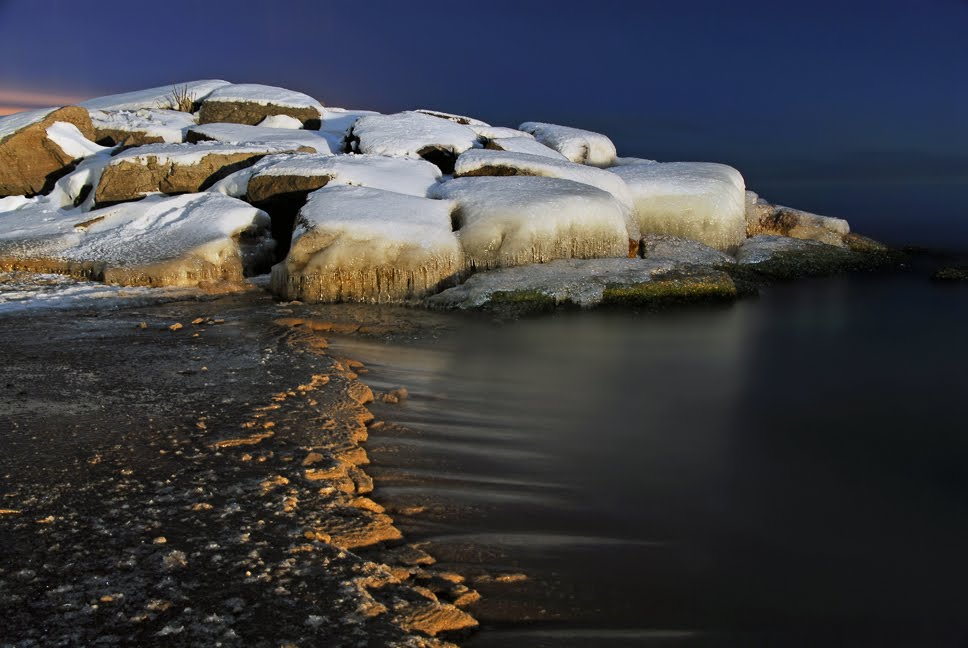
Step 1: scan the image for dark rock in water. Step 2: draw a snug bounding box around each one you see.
[0,106,96,197]
[745,191,850,247]
[932,266,968,281]
[735,235,901,280]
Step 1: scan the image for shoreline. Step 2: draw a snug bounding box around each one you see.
[0,289,478,646]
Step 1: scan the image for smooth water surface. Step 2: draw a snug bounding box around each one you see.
[333,273,968,647]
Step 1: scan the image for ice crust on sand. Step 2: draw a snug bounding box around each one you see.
[271,185,461,303]
[518,122,617,167]
[429,176,630,270]
[610,162,747,251]
[350,112,480,167]
[79,80,231,112]
[188,123,337,154]
[90,109,197,144]
[0,193,271,286]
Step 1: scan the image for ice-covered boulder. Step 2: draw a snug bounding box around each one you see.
[0,106,100,197]
[186,123,338,154]
[90,109,196,146]
[427,256,736,311]
[609,162,747,252]
[349,112,481,173]
[639,234,735,266]
[79,80,231,112]
[93,141,310,205]
[745,191,849,247]
[0,192,272,286]
[198,84,324,129]
[429,176,631,270]
[455,149,634,209]
[271,185,462,303]
[518,122,617,167]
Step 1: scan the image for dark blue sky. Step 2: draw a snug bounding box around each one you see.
[1,0,966,186]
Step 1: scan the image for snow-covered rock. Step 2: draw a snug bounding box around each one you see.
[198,84,324,129]
[271,185,462,303]
[427,256,736,311]
[320,108,380,137]
[429,176,631,270]
[349,112,481,173]
[90,109,197,146]
[216,154,441,203]
[639,234,735,266]
[484,136,567,159]
[414,109,489,127]
[79,80,231,112]
[0,192,272,286]
[609,162,747,251]
[518,122,617,167]
[745,191,849,247]
[94,141,309,205]
[186,123,338,154]
[0,106,99,197]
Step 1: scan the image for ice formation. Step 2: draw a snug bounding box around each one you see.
[272,185,461,303]
[187,123,338,154]
[89,109,197,144]
[79,80,231,112]
[350,112,480,172]
[518,122,617,167]
[430,176,630,270]
[0,193,271,285]
[609,162,747,251]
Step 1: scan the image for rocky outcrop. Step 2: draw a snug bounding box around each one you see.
[745,191,850,247]
[0,106,97,197]
[198,84,324,129]
[93,142,309,205]
[90,109,196,147]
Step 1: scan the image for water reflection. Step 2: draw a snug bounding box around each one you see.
[331,274,968,647]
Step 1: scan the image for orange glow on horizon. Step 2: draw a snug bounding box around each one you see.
[0,88,95,116]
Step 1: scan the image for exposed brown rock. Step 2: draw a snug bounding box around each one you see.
[198,101,322,129]
[93,128,165,147]
[0,106,96,197]
[246,173,332,204]
[745,191,849,247]
[94,149,295,206]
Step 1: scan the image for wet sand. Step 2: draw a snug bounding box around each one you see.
[0,289,478,647]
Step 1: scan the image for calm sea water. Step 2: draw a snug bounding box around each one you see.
[336,271,968,647]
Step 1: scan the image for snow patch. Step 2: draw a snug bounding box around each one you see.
[188,123,337,154]
[79,80,231,112]
[110,141,304,167]
[90,109,196,143]
[46,122,108,160]
[204,84,323,111]
[257,114,304,129]
[485,137,567,159]
[320,108,380,136]
[0,107,57,142]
